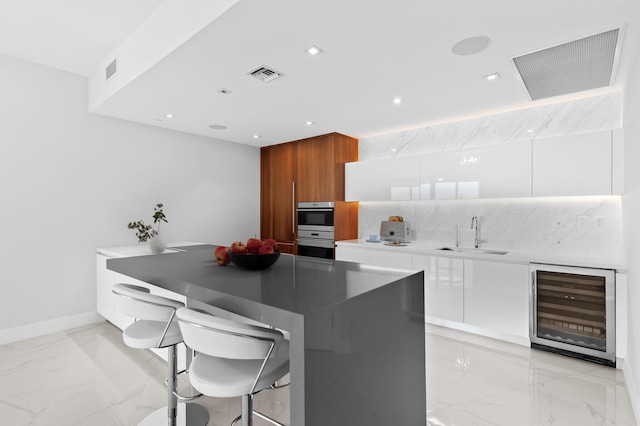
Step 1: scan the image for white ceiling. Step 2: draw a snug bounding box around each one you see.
[2,0,640,147]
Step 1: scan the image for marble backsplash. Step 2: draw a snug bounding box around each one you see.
[355,93,623,259]
[358,197,623,259]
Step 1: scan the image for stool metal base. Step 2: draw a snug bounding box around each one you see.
[139,402,209,426]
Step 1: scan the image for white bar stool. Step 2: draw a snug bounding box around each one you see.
[112,284,209,426]
[176,307,290,426]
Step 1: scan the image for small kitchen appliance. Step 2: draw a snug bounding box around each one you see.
[380,221,411,243]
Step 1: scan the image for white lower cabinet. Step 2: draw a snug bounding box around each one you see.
[413,254,463,323]
[336,245,414,269]
[335,246,371,264]
[369,249,413,269]
[463,259,530,339]
[340,244,532,343]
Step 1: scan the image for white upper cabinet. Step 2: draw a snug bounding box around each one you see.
[532,130,614,197]
[420,141,532,200]
[345,158,390,201]
[345,130,623,201]
[612,128,624,195]
[390,155,421,200]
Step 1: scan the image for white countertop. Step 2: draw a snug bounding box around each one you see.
[336,239,626,272]
[97,241,205,258]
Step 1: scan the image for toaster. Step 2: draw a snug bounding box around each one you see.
[380,221,411,242]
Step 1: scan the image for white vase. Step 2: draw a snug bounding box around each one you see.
[150,233,167,254]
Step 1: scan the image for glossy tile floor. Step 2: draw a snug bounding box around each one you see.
[0,321,636,425]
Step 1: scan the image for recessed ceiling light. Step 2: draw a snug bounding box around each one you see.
[392,97,402,104]
[305,121,315,125]
[217,89,232,95]
[305,45,324,55]
[452,36,491,56]
[527,129,534,133]
[164,113,175,118]
[209,124,227,130]
[484,73,501,81]
[253,134,261,139]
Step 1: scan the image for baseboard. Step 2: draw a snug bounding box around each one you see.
[624,360,640,424]
[425,316,530,347]
[0,311,104,345]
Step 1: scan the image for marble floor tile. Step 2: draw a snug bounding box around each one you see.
[0,321,636,425]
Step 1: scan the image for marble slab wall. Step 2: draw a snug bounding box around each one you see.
[357,93,623,258]
[360,93,621,160]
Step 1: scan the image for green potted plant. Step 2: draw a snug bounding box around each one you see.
[127,203,168,253]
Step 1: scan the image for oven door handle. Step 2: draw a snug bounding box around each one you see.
[297,238,335,249]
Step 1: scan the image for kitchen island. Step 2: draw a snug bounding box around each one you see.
[106,244,425,426]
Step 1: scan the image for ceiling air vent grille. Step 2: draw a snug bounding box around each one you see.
[105,58,118,81]
[512,28,622,101]
[248,65,283,83]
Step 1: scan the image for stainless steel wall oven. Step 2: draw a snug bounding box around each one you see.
[297,202,335,259]
[530,264,615,367]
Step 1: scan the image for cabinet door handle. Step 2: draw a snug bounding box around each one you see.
[292,181,296,235]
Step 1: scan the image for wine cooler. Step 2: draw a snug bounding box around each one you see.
[530,264,615,367]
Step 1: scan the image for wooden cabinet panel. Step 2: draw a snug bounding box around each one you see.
[297,135,334,202]
[260,142,296,249]
[261,133,358,256]
[296,133,358,202]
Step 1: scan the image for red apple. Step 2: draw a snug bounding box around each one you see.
[263,238,278,249]
[214,246,230,266]
[258,244,275,255]
[229,241,247,253]
[246,238,263,254]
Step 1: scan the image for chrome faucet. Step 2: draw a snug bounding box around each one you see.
[471,216,484,248]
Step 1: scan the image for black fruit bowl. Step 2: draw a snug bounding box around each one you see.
[228,250,281,270]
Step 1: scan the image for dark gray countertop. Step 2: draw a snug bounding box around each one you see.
[107,244,420,316]
[107,244,426,426]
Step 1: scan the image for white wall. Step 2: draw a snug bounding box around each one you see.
[0,53,260,336]
[622,37,640,421]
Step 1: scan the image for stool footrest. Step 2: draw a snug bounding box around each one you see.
[165,375,204,401]
[231,410,285,426]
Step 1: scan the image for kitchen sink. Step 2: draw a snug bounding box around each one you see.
[436,247,509,255]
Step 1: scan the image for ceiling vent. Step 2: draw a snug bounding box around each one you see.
[105,57,118,81]
[512,28,623,101]
[248,65,283,83]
